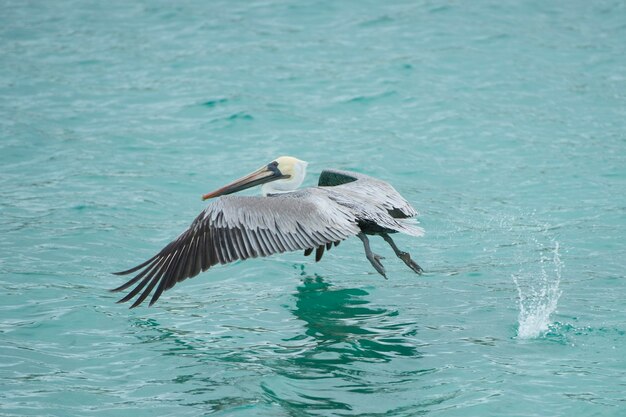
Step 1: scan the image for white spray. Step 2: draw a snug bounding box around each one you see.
[513,239,563,339]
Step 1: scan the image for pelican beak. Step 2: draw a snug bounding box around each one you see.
[202,163,287,200]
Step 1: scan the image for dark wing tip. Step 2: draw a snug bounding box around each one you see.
[318,169,358,187]
[130,297,145,309]
[315,245,325,262]
[111,224,216,307]
[110,284,126,293]
[112,254,159,276]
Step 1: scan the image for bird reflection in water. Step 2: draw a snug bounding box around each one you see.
[126,273,426,414]
[260,274,424,414]
[288,274,421,367]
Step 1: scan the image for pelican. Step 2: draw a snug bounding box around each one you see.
[112,156,424,308]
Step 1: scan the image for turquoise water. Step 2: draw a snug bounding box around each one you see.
[1,0,625,415]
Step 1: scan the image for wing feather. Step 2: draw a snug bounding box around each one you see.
[319,169,418,219]
[239,227,256,258]
[319,170,423,237]
[112,190,360,307]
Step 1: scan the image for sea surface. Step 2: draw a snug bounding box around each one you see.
[1,1,625,416]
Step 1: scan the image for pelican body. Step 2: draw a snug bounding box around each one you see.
[113,156,424,308]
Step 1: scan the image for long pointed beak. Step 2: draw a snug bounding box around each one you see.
[202,165,283,200]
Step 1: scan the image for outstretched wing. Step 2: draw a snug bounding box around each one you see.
[111,190,360,308]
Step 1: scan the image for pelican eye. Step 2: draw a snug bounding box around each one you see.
[267,161,283,176]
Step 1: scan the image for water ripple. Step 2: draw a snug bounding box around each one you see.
[2,0,625,415]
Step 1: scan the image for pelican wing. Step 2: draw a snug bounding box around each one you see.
[112,190,360,308]
[319,169,418,218]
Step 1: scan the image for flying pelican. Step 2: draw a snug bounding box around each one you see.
[112,156,424,308]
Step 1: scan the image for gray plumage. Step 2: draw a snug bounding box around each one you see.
[112,169,423,308]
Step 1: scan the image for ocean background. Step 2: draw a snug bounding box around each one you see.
[1,0,625,416]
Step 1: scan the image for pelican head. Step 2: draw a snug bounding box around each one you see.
[202,156,308,200]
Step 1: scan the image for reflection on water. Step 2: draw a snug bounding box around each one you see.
[261,274,427,415]
[127,274,428,415]
[290,274,421,364]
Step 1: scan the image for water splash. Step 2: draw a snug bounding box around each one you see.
[513,240,563,339]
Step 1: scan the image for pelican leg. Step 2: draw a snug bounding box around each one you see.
[357,233,387,279]
[382,233,423,275]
